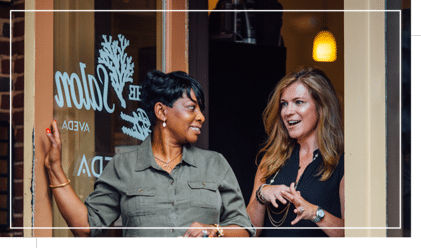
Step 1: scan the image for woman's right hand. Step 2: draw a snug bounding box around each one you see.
[44,120,63,172]
[44,120,91,237]
[261,184,292,208]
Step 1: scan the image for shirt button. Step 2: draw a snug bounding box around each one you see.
[139,189,143,193]
[172,202,175,206]
[171,182,174,185]
[202,182,205,186]
[171,229,174,232]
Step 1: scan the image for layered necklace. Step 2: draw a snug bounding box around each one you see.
[154,151,182,172]
[266,152,319,227]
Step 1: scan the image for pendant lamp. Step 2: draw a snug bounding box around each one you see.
[313,29,337,62]
[312,6,336,62]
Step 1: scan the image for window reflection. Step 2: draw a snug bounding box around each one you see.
[53,0,157,236]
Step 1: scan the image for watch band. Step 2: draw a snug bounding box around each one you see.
[312,206,325,223]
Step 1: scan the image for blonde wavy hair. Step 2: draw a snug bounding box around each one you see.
[258,67,344,182]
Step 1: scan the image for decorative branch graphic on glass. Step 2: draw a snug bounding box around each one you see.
[98,34,134,109]
[54,34,151,145]
[121,108,152,141]
[54,34,152,178]
[98,34,151,141]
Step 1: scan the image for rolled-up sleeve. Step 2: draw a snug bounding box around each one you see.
[217,154,256,237]
[84,158,121,237]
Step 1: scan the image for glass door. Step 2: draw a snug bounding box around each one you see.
[52,0,158,237]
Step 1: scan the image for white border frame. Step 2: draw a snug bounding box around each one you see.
[9,9,402,233]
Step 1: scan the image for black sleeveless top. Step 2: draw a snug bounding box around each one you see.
[261,145,344,237]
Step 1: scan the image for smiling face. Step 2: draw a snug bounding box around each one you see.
[280,81,319,143]
[165,89,205,144]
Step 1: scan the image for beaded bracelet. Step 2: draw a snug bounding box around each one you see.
[212,224,224,237]
[256,184,269,205]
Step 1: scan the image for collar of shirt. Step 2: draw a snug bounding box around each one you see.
[134,134,198,172]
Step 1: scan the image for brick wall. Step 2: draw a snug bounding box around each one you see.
[0,0,25,237]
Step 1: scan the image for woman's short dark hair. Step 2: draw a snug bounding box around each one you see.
[140,70,205,127]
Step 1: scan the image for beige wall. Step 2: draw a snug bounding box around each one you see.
[344,0,387,237]
[24,0,54,237]
[23,0,35,238]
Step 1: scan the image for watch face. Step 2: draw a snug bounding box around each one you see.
[317,209,325,218]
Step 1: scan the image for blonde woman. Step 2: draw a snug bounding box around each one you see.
[247,67,344,237]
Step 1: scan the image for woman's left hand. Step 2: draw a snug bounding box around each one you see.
[281,182,318,225]
[183,222,218,237]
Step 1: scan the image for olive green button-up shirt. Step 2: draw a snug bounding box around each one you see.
[84,135,255,237]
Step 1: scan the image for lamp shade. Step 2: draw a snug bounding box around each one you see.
[312,30,337,62]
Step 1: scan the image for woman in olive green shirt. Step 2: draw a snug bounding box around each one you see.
[45,70,255,237]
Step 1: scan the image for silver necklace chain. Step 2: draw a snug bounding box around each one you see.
[154,151,182,168]
[266,151,319,227]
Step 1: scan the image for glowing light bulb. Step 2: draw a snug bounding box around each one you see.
[313,30,337,62]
